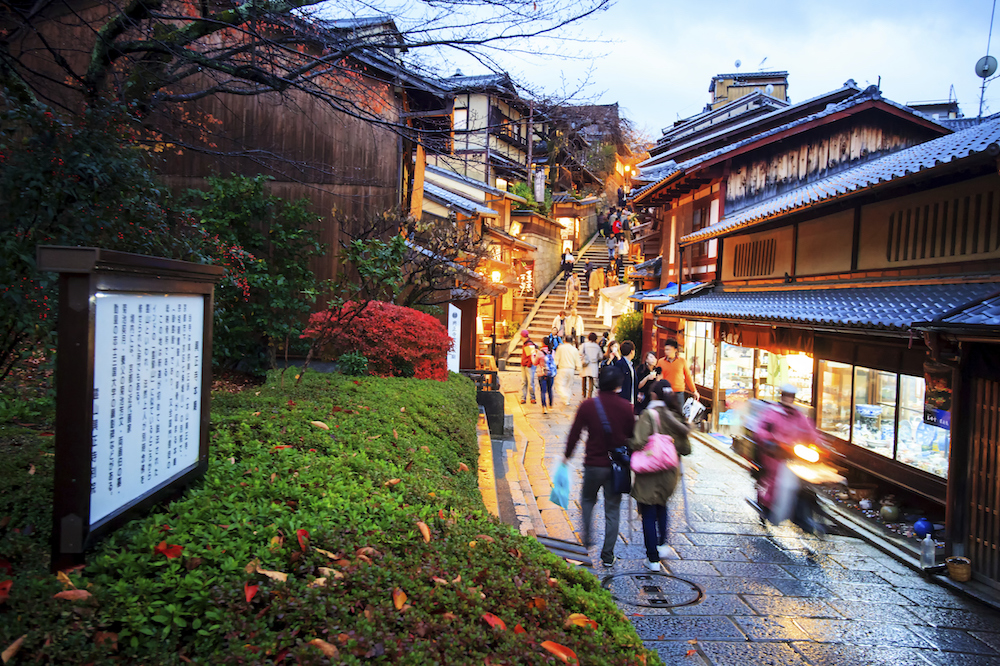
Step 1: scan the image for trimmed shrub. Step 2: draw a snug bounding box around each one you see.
[337,350,369,376]
[0,373,658,665]
[302,301,452,381]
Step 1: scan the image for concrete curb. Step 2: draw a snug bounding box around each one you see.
[476,413,499,518]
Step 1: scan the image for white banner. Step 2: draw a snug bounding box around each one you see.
[90,293,204,524]
[447,303,461,373]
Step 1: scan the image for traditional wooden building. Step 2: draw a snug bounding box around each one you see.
[655,116,1000,588]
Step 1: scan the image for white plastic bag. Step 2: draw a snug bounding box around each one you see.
[769,462,801,525]
[683,397,706,424]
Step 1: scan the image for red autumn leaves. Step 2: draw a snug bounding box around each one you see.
[154,541,183,559]
[480,610,590,665]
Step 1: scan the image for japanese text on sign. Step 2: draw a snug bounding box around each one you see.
[90,293,204,524]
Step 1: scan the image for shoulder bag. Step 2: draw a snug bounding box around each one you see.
[595,396,630,494]
[631,409,679,474]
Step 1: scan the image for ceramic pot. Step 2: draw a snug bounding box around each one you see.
[914,517,933,538]
[880,504,900,521]
[859,499,872,511]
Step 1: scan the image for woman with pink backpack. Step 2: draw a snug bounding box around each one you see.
[626,381,691,571]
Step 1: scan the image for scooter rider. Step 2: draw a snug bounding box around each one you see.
[754,384,818,521]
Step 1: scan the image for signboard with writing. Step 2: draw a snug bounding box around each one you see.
[923,360,952,429]
[446,303,461,374]
[38,246,223,569]
[90,294,204,524]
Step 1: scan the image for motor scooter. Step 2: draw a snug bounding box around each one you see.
[735,401,845,535]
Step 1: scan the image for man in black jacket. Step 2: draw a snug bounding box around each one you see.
[563,366,636,567]
[614,340,637,406]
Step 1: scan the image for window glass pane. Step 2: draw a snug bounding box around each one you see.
[818,360,852,440]
[758,352,813,405]
[852,367,897,458]
[682,322,715,388]
[896,375,950,478]
[720,343,753,390]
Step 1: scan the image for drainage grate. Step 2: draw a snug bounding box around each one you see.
[601,572,704,608]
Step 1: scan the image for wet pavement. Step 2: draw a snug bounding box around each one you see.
[493,369,1000,665]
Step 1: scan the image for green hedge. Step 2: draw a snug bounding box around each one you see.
[0,373,655,665]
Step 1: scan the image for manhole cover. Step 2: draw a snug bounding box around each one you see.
[601,572,704,608]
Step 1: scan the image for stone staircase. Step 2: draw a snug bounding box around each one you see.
[506,236,633,367]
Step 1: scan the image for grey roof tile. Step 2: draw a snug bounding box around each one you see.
[423,182,498,217]
[680,115,1000,243]
[655,282,1000,331]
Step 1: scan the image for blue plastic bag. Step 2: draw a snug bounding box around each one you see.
[550,463,570,509]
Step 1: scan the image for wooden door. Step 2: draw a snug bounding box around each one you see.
[969,376,1000,583]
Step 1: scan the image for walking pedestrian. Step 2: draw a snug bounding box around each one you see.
[627,381,691,571]
[563,365,636,567]
[564,271,581,311]
[606,234,616,263]
[614,340,637,405]
[552,310,567,337]
[579,332,602,398]
[588,265,605,304]
[635,351,660,414]
[603,339,621,368]
[544,326,562,353]
[520,332,537,404]
[535,345,556,414]
[566,307,585,345]
[554,337,581,407]
[655,338,700,402]
[616,236,628,276]
[605,267,620,287]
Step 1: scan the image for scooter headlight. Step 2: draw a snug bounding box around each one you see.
[793,444,820,463]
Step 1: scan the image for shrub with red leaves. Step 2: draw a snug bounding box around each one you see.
[301,301,452,381]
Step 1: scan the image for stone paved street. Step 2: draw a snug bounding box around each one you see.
[495,369,1000,666]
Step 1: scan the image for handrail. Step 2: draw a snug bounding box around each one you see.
[503,232,599,361]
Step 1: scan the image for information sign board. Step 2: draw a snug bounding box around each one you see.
[90,293,204,525]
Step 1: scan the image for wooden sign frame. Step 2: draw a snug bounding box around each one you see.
[37,246,224,569]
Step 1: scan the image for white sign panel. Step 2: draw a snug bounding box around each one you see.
[90,293,204,524]
[447,304,461,373]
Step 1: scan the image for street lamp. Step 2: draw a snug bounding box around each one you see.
[491,270,502,363]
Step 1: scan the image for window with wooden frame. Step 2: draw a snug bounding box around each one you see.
[690,202,711,259]
[732,237,777,277]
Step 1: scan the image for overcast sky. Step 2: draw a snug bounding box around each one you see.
[489,0,998,141]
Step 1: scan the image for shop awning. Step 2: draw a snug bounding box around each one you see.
[654,282,1000,332]
[423,182,499,218]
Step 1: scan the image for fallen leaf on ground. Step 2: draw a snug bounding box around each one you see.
[244,582,258,602]
[296,529,309,552]
[308,639,339,658]
[384,478,402,486]
[514,624,526,634]
[392,429,398,439]
[94,631,118,650]
[53,589,92,601]
[441,612,457,620]
[416,521,431,543]
[400,407,405,412]
[540,640,578,664]
[564,613,597,629]
[2,635,25,663]
[153,541,183,559]
[309,420,329,430]
[458,463,469,472]
[421,446,430,453]
[476,535,495,543]
[481,612,506,630]
[432,577,449,585]
[392,587,407,610]
[27,464,35,475]
[307,578,326,588]
[687,639,698,644]
[530,597,547,610]
[255,563,288,582]
[314,548,338,559]
[317,567,344,580]
[686,650,697,657]
[56,571,75,589]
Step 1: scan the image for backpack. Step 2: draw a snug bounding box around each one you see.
[545,353,557,378]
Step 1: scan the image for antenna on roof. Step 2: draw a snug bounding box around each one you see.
[758,57,768,70]
[979,0,999,122]
[765,83,774,96]
[734,59,741,71]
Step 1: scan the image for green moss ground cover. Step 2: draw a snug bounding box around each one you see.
[0,372,656,665]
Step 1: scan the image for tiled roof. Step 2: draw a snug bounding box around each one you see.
[424,165,527,203]
[627,255,662,279]
[634,86,949,207]
[630,280,703,303]
[681,115,1000,243]
[327,16,394,29]
[655,282,1000,331]
[551,192,600,204]
[422,182,498,217]
[439,73,513,93]
[915,291,1000,328]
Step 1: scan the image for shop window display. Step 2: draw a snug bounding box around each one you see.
[818,360,852,441]
[817,361,950,478]
[852,367,897,459]
[683,321,715,388]
[896,375,950,477]
[757,352,813,405]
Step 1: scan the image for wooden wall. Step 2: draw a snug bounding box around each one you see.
[726,116,938,214]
